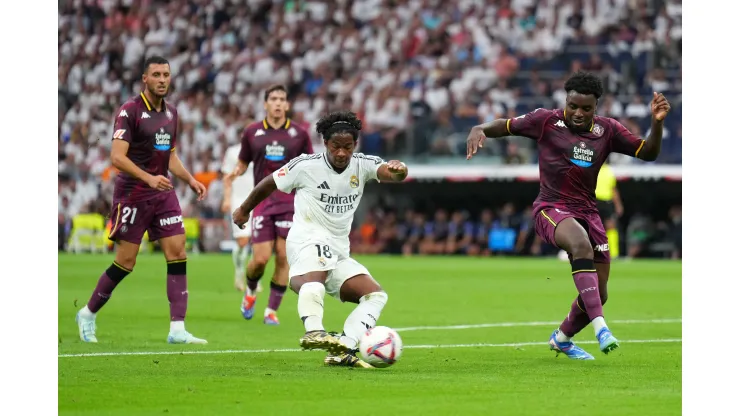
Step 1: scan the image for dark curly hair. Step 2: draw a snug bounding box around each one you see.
[564,71,603,99]
[315,111,363,141]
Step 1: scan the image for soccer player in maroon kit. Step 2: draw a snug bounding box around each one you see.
[226,85,313,325]
[75,56,209,344]
[466,71,671,360]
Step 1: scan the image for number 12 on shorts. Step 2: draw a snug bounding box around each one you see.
[315,244,332,258]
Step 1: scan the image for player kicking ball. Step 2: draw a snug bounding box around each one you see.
[76,56,208,344]
[466,71,671,360]
[233,111,408,368]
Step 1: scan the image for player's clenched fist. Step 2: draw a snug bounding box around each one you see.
[387,160,407,175]
[147,175,173,191]
[232,206,250,230]
[651,92,671,122]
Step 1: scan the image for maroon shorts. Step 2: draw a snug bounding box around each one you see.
[251,206,293,244]
[533,206,611,263]
[109,191,185,245]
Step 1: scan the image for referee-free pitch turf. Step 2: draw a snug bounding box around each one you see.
[58,254,681,416]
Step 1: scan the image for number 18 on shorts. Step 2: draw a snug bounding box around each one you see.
[286,239,370,300]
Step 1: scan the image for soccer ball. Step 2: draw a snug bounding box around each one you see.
[358,326,403,368]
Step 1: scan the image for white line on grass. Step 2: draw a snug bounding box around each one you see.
[395,318,682,332]
[58,338,681,358]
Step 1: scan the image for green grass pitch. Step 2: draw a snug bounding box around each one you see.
[58,254,681,416]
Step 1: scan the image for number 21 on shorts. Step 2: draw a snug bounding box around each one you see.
[121,206,138,224]
[315,244,332,258]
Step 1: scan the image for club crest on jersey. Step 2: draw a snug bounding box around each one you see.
[592,124,604,137]
[265,141,286,161]
[154,127,172,151]
[318,257,327,266]
[349,175,359,188]
[166,110,173,120]
[288,127,297,137]
[570,141,595,168]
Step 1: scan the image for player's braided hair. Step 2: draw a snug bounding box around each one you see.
[564,71,604,99]
[315,111,363,141]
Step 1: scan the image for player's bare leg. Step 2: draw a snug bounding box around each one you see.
[323,274,387,369]
[232,236,251,292]
[290,271,349,355]
[160,234,207,344]
[262,237,289,325]
[240,240,274,319]
[550,219,617,356]
[76,240,138,343]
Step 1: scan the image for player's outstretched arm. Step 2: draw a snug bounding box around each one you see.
[465,119,510,160]
[637,92,672,161]
[111,139,172,191]
[232,176,277,229]
[169,152,206,200]
[377,160,409,182]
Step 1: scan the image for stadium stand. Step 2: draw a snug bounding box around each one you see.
[58,0,681,258]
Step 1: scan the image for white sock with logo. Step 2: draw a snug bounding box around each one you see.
[339,292,388,349]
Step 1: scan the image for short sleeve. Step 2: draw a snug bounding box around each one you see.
[238,127,253,163]
[356,153,385,183]
[610,120,646,157]
[272,155,309,193]
[112,103,136,143]
[506,108,551,140]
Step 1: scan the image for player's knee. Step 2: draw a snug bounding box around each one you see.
[570,239,594,260]
[237,238,250,248]
[251,252,271,267]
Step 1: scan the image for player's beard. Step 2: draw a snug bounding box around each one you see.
[149,83,169,99]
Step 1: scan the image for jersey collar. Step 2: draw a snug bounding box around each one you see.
[262,119,291,130]
[140,92,166,112]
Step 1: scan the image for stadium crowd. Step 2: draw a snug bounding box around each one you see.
[58,0,682,253]
[349,204,682,259]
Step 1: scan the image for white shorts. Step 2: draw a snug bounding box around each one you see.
[286,239,370,300]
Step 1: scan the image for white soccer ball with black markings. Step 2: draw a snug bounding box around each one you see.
[359,326,403,368]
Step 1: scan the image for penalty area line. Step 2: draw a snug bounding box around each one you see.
[58,338,681,358]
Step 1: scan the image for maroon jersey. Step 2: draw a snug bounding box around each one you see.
[507,108,644,214]
[238,119,313,215]
[112,92,178,202]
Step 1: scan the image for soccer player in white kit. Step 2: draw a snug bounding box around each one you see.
[221,144,261,293]
[232,111,409,368]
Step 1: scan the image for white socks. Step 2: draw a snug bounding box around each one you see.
[555,330,572,343]
[297,282,325,332]
[170,320,185,333]
[339,292,389,349]
[592,316,607,335]
[232,245,249,274]
[79,305,95,319]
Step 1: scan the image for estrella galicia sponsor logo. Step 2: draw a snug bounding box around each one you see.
[160,215,183,227]
[154,128,172,151]
[265,140,285,161]
[570,141,595,168]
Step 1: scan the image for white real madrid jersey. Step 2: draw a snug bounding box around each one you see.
[222,144,255,204]
[272,152,384,241]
